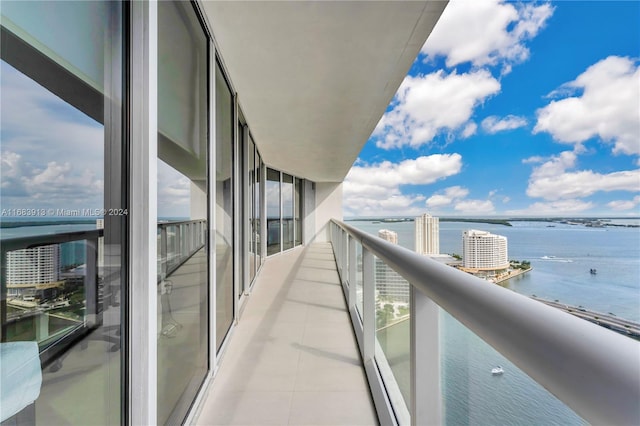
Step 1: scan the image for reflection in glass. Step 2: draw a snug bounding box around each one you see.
[295,178,303,246]
[374,255,411,412]
[255,149,262,267]
[248,137,256,284]
[0,1,123,423]
[356,244,363,317]
[157,1,208,423]
[215,61,234,352]
[266,168,281,255]
[282,174,294,250]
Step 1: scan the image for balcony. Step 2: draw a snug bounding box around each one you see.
[195,243,377,425]
[192,219,640,426]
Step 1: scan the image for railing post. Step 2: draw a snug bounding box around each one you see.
[362,247,375,361]
[410,286,441,426]
[348,236,356,309]
[161,226,168,278]
[85,236,99,328]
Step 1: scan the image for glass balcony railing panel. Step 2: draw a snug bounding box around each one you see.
[356,243,363,317]
[282,218,294,251]
[4,240,92,348]
[440,310,586,425]
[266,218,281,256]
[373,255,411,419]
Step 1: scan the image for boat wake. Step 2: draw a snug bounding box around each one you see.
[540,255,573,263]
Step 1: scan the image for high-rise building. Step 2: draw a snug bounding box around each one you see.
[415,213,440,255]
[462,229,508,270]
[375,229,408,302]
[6,245,61,299]
[378,229,398,244]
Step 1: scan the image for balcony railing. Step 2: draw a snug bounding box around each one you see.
[330,219,640,426]
[157,219,206,282]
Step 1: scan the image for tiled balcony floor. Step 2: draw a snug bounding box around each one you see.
[195,243,378,425]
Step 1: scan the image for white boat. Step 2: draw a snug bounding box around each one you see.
[491,366,504,375]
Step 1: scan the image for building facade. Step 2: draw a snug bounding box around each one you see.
[375,229,408,302]
[378,229,398,244]
[462,229,509,270]
[415,213,440,255]
[6,246,61,300]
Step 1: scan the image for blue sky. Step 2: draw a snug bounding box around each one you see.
[343,0,640,217]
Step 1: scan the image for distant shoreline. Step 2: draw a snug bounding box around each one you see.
[346,217,639,228]
[0,219,97,229]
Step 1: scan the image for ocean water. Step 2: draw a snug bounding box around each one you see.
[350,219,639,425]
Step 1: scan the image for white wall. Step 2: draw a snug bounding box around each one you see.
[303,180,316,245]
[312,182,343,242]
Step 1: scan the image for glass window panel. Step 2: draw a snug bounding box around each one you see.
[215,61,234,353]
[255,151,262,266]
[295,178,302,246]
[238,122,245,298]
[0,1,123,424]
[282,174,294,251]
[157,2,209,424]
[266,168,281,256]
[248,137,256,284]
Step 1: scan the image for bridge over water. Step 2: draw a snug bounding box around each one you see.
[531,296,640,339]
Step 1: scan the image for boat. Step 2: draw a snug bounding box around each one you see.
[590,268,597,275]
[491,366,504,375]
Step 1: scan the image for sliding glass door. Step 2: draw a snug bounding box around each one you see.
[0,1,125,424]
[157,2,209,423]
[215,60,234,352]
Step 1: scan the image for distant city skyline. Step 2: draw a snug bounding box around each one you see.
[343,1,640,218]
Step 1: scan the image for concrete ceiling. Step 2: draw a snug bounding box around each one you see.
[201,1,447,182]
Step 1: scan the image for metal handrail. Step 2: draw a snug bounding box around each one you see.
[157,219,205,229]
[157,220,206,281]
[332,219,640,426]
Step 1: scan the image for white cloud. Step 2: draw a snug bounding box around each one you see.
[607,196,640,211]
[454,199,496,214]
[426,185,469,208]
[373,70,500,149]
[1,151,103,207]
[157,159,191,217]
[481,115,527,134]
[507,199,595,215]
[422,0,553,71]
[522,155,545,164]
[343,154,463,216]
[345,154,463,191]
[534,56,640,155]
[426,186,497,215]
[461,122,478,138]
[525,151,640,201]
